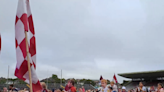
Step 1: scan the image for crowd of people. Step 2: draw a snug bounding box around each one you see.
[0,79,164,92]
[100,79,164,92]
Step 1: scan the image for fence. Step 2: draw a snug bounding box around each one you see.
[0,83,95,90]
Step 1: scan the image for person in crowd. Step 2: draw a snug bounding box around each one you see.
[110,81,118,92]
[41,82,48,92]
[23,88,29,92]
[9,84,18,92]
[82,86,85,92]
[118,89,122,92]
[52,89,55,92]
[108,86,113,92]
[96,89,99,92]
[2,87,8,92]
[100,79,108,92]
[65,80,71,91]
[55,89,61,92]
[68,80,76,92]
[136,82,146,92]
[122,86,126,92]
[79,88,83,92]
[157,83,164,92]
[150,86,155,92]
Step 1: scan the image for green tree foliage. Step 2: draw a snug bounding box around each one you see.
[84,79,96,86]
[8,78,18,84]
[52,74,58,79]
[107,80,110,84]
[0,78,6,84]
[18,79,26,84]
[79,79,86,83]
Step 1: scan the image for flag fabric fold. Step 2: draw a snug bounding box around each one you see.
[15,0,42,91]
[113,74,118,84]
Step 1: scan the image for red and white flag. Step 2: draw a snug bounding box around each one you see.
[113,74,118,83]
[15,0,42,91]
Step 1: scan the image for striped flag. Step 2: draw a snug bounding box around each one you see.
[113,74,118,83]
[15,0,42,91]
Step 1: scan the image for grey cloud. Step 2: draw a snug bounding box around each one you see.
[0,0,164,83]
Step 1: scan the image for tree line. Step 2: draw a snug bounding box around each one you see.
[0,74,111,86]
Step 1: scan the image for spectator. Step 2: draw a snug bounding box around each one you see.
[108,87,113,92]
[55,89,61,92]
[82,86,85,92]
[137,82,146,92]
[100,79,108,92]
[110,81,118,92]
[79,88,83,92]
[41,82,48,92]
[157,83,164,92]
[2,87,8,92]
[9,84,14,91]
[68,80,76,92]
[65,80,71,91]
[9,84,18,92]
[122,87,126,92]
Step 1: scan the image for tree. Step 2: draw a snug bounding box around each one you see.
[52,74,58,79]
[8,78,18,84]
[107,80,110,84]
[0,78,6,84]
[84,79,96,86]
[18,79,26,84]
[80,79,86,83]
[62,78,66,83]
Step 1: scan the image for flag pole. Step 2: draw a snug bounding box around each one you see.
[25,31,33,92]
[114,73,119,92]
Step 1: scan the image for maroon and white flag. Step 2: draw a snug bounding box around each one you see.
[113,74,118,83]
[100,75,103,80]
[15,0,42,91]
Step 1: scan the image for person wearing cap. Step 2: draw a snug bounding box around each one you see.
[122,86,126,92]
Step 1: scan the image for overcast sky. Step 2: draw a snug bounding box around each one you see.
[0,0,164,83]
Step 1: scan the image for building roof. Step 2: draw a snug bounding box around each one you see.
[118,70,164,79]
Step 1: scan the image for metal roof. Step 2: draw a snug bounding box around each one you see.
[118,70,164,79]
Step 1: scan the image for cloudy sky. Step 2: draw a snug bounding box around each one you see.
[0,0,164,83]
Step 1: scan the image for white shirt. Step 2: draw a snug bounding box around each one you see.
[108,84,118,92]
[138,87,146,92]
[100,86,109,92]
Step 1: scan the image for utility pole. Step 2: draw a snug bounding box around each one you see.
[61,69,62,85]
[7,65,9,84]
[47,70,49,89]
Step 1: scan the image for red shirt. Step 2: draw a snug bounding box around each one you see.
[70,86,76,92]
